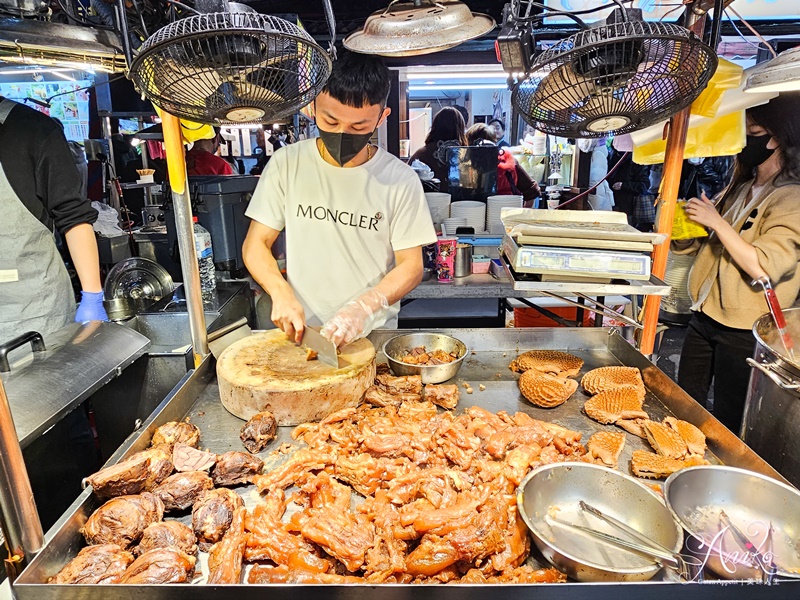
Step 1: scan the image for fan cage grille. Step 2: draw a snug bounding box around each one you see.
[129,13,332,125]
[513,20,718,138]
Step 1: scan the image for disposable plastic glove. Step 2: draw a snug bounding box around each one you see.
[75,291,108,323]
[321,289,389,347]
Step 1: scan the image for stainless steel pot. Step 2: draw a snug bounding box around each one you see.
[742,308,800,487]
[517,463,683,582]
[382,332,467,384]
[664,465,800,580]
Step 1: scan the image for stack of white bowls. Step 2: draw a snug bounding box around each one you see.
[424,192,451,227]
[441,217,467,236]
[486,195,523,234]
[449,201,486,233]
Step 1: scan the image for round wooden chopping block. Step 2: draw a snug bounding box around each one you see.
[217,329,376,425]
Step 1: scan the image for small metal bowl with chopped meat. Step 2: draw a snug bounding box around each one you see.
[382,332,468,384]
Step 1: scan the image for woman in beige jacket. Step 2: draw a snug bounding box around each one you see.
[677,92,800,435]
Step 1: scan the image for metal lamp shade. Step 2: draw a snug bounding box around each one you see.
[344,0,494,57]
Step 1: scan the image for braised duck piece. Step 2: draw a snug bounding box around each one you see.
[240,411,278,454]
[137,521,197,557]
[118,548,196,584]
[83,445,174,499]
[192,488,244,551]
[375,372,423,396]
[207,506,246,584]
[398,346,459,366]
[49,544,134,584]
[423,384,460,410]
[81,493,164,548]
[139,445,175,489]
[172,443,217,473]
[211,451,263,486]
[248,564,364,584]
[151,421,201,448]
[152,471,214,512]
[364,385,422,407]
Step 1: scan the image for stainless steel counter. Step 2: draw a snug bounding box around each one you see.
[407,271,670,299]
[14,328,794,599]
[407,273,519,299]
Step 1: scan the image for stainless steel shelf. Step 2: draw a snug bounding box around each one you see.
[502,255,671,297]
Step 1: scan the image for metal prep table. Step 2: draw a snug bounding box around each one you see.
[13,327,795,599]
[0,322,150,569]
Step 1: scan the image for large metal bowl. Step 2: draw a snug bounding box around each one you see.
[517,462,683,582]
[382,332,467,384]
[664,465,800,580]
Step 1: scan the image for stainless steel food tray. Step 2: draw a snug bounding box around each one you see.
[14,328,795,600]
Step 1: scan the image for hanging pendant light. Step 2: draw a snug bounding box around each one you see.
[744,47,800,94]
[344,0,494,57]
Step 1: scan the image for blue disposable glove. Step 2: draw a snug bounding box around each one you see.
[75,291,108,323]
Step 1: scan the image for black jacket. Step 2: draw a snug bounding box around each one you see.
[0,98,96,233]
[607,149,650,217]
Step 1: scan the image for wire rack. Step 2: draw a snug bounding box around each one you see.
[129,12,332,125]
[513,20,717,138]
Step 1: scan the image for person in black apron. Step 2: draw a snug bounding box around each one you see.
[0,98,106,344]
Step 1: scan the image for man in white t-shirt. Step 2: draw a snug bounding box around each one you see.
[243,50,437,347]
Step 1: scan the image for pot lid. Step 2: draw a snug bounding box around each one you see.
[104,257,174,303]
[344,0,495,57]
[0,322,149,449]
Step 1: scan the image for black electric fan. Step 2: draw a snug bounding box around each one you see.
[512,8,718,138]
[128,3,334,125]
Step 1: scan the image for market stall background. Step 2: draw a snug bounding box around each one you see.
[1,3,800,592]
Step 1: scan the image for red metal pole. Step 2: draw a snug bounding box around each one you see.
[639,12,708,355]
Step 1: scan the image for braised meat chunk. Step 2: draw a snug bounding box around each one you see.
[81,493,164,549]
[375,372,423,396]
[84,446,174,499]
[119,548,196,584]
[300,506,375,572]
[212,451,264,486]
[192,488,245,551]
[153,471,214,512]
[49,544,134,585]
[364,385,422,407]
[398,346,459,366]
[240,411,278,453]
[152,421,201,448]
[137,521,197,557]
[172,443,217,472]
[423,384,460,410]
[248,565,365,584]
[207,507,246,584]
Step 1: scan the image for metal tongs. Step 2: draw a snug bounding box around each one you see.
[719,510,778,585]
[752,275,796,362]
[547,501,704,581]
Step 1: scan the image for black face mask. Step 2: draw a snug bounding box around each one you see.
[317,128,374,166]
[739,134,775,172]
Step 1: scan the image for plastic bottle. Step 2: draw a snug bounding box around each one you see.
[193,216,216,298]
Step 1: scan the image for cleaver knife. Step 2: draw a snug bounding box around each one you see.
[301,326,339,368]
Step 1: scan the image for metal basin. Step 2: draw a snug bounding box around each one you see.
[517,462,683,582]
[127,312,218,350]
[664,465,800,580]
[382,332,467,384]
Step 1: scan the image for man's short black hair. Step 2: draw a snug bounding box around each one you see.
[488,118,505,131]
[321,48,391,108]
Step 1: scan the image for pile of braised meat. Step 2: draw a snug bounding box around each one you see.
[52,367,591,585]
[397,346,459,366]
